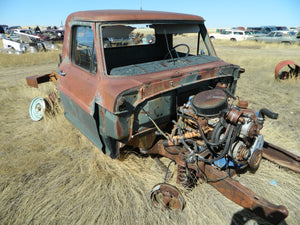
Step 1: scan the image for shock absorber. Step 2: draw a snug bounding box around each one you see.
[177,165,197,188]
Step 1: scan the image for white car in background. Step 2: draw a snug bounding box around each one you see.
[209,29,253,41]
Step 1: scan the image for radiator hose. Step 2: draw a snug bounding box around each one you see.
[259,108,279,120]
[257,108,278,125]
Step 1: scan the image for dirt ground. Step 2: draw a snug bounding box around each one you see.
[0,43,300,225]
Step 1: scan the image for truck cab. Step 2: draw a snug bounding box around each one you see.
[57,10,242,158]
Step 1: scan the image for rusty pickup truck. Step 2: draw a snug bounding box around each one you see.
[26,10,300,224]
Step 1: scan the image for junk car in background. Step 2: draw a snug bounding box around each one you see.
[249,30,300,45]
[209,29,253,41]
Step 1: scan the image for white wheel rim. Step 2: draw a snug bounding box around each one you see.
[29,97,46,121]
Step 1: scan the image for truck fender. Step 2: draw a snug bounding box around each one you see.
[94,103,120,158]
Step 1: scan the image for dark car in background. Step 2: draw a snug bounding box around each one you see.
[0,25,8,33]
[247,26,278,36]
[259,26,278,34]
[0,25,7,39]
[276,26,289,31]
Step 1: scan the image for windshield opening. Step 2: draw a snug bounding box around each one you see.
[101,22,215,76]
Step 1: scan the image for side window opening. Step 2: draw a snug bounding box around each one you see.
[72,26,97,73]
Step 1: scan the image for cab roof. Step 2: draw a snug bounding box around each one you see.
[67,10,204,23]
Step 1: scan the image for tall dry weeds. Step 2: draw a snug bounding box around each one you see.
[0,41,299,225]
[0,51,60,68]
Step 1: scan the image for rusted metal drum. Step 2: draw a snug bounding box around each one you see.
[275,60,299,80]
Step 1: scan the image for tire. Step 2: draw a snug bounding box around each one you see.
[281,41,291,46]
[7,47,14,54]
[230,38,237,42]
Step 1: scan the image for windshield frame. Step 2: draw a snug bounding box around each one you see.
[99,21,217,76]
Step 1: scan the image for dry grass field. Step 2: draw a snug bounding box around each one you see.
[0,40,299,225]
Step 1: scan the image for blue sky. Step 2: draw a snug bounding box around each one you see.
[1,0,299,28]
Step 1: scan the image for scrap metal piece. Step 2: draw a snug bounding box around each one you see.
[26,74,51,88]
[29,97,46,121]
[275,60,299,80]
[262,141,300,173]
[26,71,58,88]
[144,140,290,224]
[28,92,60,121]
[203,164,289,225]
[44,92,60,113]
[150,183,186,211]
